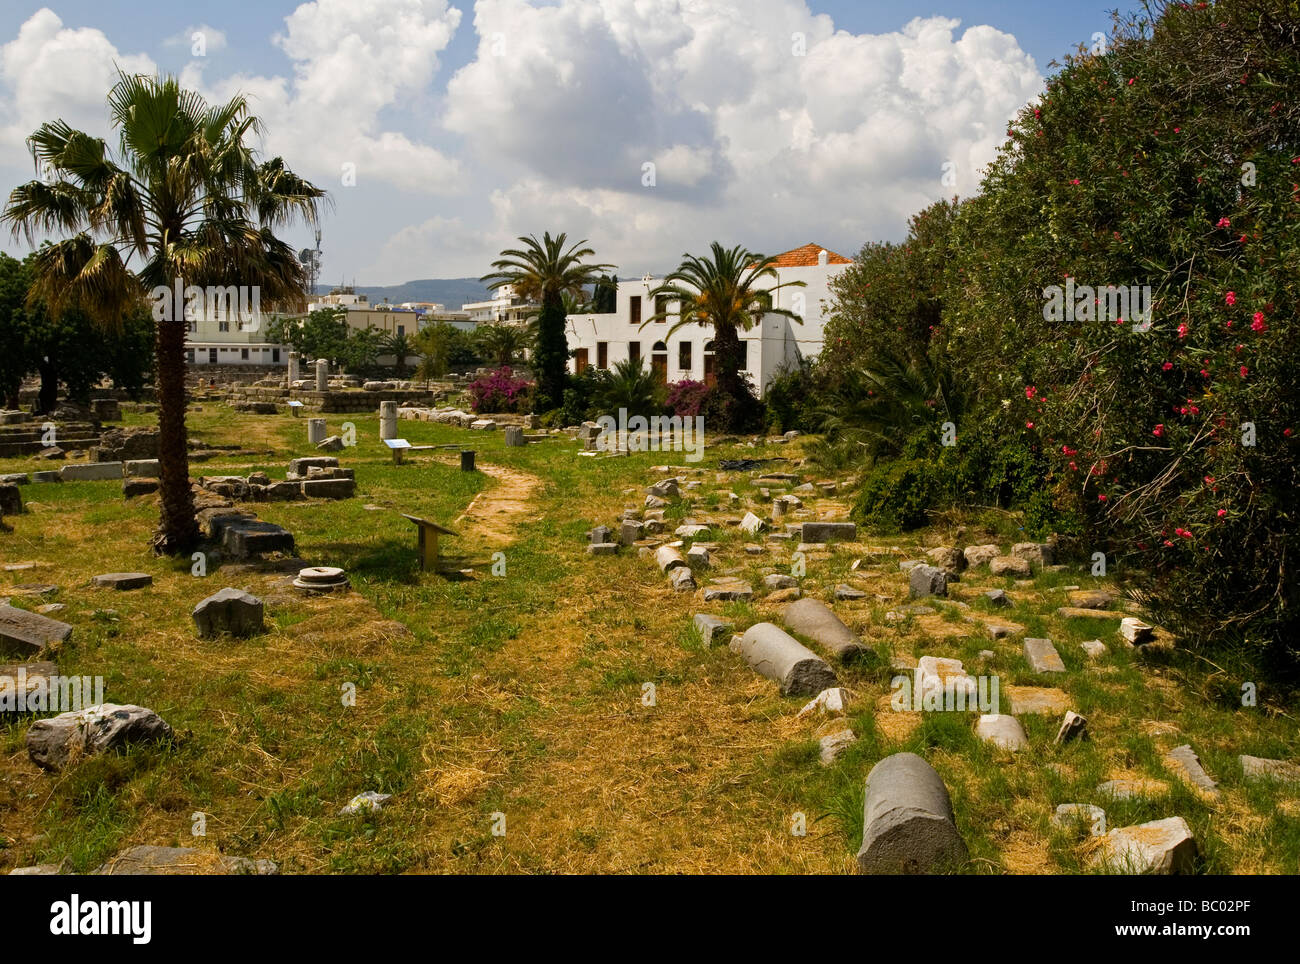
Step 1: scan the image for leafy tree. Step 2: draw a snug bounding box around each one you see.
[379,329,412,375]
[591,274,617,313]
[590,357,663,420]
[2,73,325,553]
[412,321,456,384]
[649,242,804,432]
[474,321,533,367]
[482,232,613,411]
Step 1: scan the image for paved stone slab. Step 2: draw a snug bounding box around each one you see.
[1240,754,1300,784]
[1005,686,1069,715]
[736,622,837,696]
[586,542,618,556]
[1067,589,1113,609]
[92,572,153,590]
[1088,817,1197,874]
[703,583,752,602]
[800,521,856,543]
[764,573,797,590]
[301,477,354,499]
[93,845,277,876]
[59,461,124,481]
[857,752,968,874]
[124,459,161,477]
[975,714,1027,751]
[1056,606,1117,620]
[1096,778,1168,800]
[835,584,867,601]
[287,455,339,476]
[0,604,73,657]
[1024,637,1065,673]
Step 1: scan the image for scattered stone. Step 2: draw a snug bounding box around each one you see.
[693,614,733,647]
[835,584,867,601]
[1166,745,1220,798]
[915,656,978,706]
[8,583,57,596]
[36,603,66,615]
[1005,686,1070,715]
[122,478,159,498]
[703,582,753,602]
[925,546,966,572]
[797,686,852,719]
[31,470,61,482]
[800,521,856,543]
[1119,617,1155,645]
[739,511,767,535]
[288,456,339,476]
[1056,606,1116,620]
[26,704,174,770]
[898,560,923,573]
[1054,710,1088,744]
[975,714,1027,751]
[586,543,618,556]
[302,477,354,499]
[735,622,837,696]
[588,525,613,544]
[782,598,868,662]
[1067,589,1113,610]
[977,649,996,660]
[1024,637,1066,673]
[93,845,276,876]
[92,572,153,591]
[123,459,161,477]
[647,478,680,499]
[1080,639,1107,659]
[962,544,1000,568]
[819,728,857,766]
[0,482,22,515]
[654,545,687,572]
[340,791,391,815]
[644,494,670,509]
[983,589,1011,608]
[743,544,766,555]
[990,555,1032,578]
[1096,778,1168,800]
[1088,817,1197,874]
[1011,542,1054,567]
[856,753,968,874]
[1240,754,1300,784]
[908,564,948,599]
[8,865,62,875]
[670,567,697,591]
[620,519,644,546]
[764,573,797,590]
[686,545,710,569]
[1052,803,1106,836]
[192,588,265,638]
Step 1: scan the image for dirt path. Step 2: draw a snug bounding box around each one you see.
[454,462,541,547]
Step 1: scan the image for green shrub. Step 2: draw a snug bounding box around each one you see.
[852,458,939,532]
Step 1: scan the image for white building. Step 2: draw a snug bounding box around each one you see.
[563,243,852,396]
[461,284,538,325]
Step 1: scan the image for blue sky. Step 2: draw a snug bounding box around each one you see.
[0,1,1131,286]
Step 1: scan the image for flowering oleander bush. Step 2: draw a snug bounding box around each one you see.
[467,366,533,414]
[665,379,709,418]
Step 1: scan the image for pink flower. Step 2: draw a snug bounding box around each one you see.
[1026,421,1035,429]
[1285,428,1294,437]
[1162,362,1173,371]
[1177,323,1189,338]
[1216,217,1231,228]
[1251,312,1267,332]
[1163,539,1174,547]
[1217,509,1227,518]
[1025,386,1037,399]
[1098,494,1108,502]
[1070,178,1080,185]
[1225,291,1236,306]
[1240,366,1249,377]
[1200,369,1210,377]
[1153,424,1164,437]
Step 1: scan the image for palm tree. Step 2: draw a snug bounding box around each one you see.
[481,232,612,411]
[591,357,663,420]
[474,321,533,368]
[379,329,412,376]
[648,242,804,430]
[2,73,326,553]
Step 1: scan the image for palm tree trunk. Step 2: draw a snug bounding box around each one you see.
[152,311,200,554]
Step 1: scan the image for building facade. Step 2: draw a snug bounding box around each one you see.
[563,243,852,397]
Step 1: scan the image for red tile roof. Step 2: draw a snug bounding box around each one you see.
[766,242,852,267]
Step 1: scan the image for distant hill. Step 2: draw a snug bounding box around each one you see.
[314,277,491,309]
